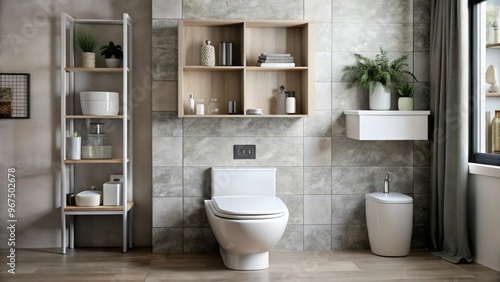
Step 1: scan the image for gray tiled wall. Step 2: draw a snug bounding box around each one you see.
[152,0,431,253]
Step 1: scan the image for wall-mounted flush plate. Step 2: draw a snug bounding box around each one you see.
[233,144,256,159]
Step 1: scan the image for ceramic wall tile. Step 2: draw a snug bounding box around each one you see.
[413,83,430,111]
[331,83,369,110]
[304,110,332,137]
[274,224,304,251]
[315,23,332,52]
[152,137,182,166]
[331,166,414,194]
[304,195,332,224]
[414,0,431,24]
[305,0,332,21]
[331,225,369,250]
[331,110,346,136]
[413,193,430,225]
[183,0,303,20]
[414,140,430,166]
[414,52,430,83]
[279,195,304,224]
[152,81,177,112]
[332,0,413,24]
[183,227,218,253]
[304,137,332,166]
[304,167,332,194]
[331,195,366,225]
[276,167,304,195]
[152,20,178,80]
[153,166,183,197]
[414,166,430,194]
[183,137,303,167]
[183,117,303,137]
[332,24,413,52]
[316,82,332,110]
[183,197,209,227]
[153,197,183,227]
[414,24,430,52]
[153,0,182,19]
[332,52,356,82]
[316,52,332,82]
[152,112,182,137]
[331,137,413,166]
[152,227,182,253]
[304,225,332,251]
[183,166,211,197]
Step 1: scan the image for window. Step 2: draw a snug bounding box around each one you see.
[472,0,500,166]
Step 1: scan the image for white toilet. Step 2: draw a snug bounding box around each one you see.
[205,167,289,270]
[366,192,413,257]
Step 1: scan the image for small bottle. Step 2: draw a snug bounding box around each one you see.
[196,98,204,115]
[219,41,226,66]
[276,85,286,114]
[208,98,219,115]
[201,40,215,66]
[188,94,195,115]
[286,91,296,114]
[494,20,500,44]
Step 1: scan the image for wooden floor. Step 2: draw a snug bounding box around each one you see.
[1,248,499,281]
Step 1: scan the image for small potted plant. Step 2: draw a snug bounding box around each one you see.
[76,27,97,68]
[100,41,123,68]
[397,82,414,111]
[342,46,417,110]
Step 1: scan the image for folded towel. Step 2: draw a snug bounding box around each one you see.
[260,53,291,57]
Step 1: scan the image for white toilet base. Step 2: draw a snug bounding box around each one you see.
[220,247,269,270]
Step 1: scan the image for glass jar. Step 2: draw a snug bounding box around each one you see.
[208,98,219,115]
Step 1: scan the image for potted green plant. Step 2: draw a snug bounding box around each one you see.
[100,41,123,68]
[397,82,414,111]
[76,27,97,68]
[342,46,417,110]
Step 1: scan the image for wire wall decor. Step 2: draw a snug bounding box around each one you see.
[0,73,30,119]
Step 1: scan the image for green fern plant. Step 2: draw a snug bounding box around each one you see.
[76,26,97,52]
[341,46,417,93]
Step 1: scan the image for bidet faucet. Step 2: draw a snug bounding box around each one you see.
[384,173,389,193]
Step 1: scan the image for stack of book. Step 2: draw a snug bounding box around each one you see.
[257,53,295,67]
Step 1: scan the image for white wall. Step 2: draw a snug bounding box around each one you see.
[468,167,500,272]
[0,0,152,248]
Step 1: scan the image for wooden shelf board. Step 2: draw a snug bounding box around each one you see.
[183,66,244,71]
[64,158,128,164]
[486,92,500,97]
[486,43,500,49]
[65,115,129,119]
[64,201,134,212]
[65,67,129,73]
[180,114,309,118]
[246,66,308,71]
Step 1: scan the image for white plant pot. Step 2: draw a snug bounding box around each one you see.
[82,52,95,68]
[369,82,391,110]
[66,137,81,160]
[105,58,121,68]
[398,97,414,111]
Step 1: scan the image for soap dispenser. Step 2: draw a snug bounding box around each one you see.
[275,85,286,114]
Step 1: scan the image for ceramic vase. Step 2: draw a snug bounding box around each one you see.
[369,82,391,110]
[492,110,500,153]
[398,97,414,111]
[105,58,121,68]
[82,52,95,68]
[201,40,215,66]
[66,136,81,160]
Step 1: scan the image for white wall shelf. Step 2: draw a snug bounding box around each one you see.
[344,110,430,140]
[60,13,133,254]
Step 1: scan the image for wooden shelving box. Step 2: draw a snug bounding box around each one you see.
[178,20,315,117]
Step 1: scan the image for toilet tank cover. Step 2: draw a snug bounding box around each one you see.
[212,196,287,215]
[365,192,413,204]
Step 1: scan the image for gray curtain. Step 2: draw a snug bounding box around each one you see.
[428,0,472,263]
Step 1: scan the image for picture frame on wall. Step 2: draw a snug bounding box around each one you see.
[0,73,30,119]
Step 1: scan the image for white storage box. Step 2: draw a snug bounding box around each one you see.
[103,181,122,206]
[80,91,119,115]
[75,190,102,207]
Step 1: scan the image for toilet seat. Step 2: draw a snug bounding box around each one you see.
[208,196,287,220]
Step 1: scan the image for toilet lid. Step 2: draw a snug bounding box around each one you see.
[212,196,287,216]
